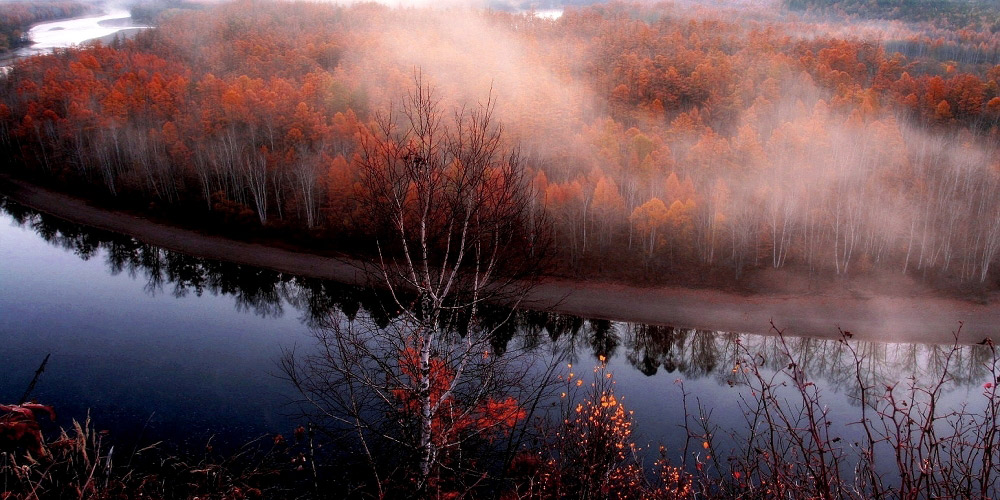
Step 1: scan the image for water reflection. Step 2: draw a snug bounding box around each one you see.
[620,325,995,397]
[3,196,993,400]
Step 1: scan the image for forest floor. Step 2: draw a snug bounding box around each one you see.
[2,176,997,345]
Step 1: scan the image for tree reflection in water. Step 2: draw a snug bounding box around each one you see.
[4,196,993,403]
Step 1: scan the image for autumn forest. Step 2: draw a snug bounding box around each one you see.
[3,0,1000,288]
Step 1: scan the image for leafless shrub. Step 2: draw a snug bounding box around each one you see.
[674,322,1000,499]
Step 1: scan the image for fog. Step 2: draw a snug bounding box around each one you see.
[316,0,1000,285]
[331,6,592,155]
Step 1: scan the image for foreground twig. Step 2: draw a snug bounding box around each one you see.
[18,353,50,405]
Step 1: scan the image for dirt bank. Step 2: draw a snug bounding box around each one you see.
[3,177,997,345]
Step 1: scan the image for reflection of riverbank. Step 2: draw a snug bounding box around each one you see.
[2,176,997,345]
[3,195,994,394]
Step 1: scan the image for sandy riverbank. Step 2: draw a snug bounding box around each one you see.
[2,177,997,345]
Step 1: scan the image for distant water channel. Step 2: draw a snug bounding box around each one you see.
[15,8,147,58]
[0,7,147,75]
[0,197,995,465]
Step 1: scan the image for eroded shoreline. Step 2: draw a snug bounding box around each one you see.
[2,177,997,345]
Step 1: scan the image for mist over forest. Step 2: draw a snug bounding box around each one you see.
[2,0,1000,291]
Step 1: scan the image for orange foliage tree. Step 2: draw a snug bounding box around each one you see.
[507,360,666,499]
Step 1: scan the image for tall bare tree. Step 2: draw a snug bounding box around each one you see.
[283,74,552,495]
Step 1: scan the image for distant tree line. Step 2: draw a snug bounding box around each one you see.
[127,0,204,25]
[785,0,1000,31]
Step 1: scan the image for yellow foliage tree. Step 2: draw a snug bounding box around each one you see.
[630,197,668,257]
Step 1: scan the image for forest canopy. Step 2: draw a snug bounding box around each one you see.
[2,0,999,287]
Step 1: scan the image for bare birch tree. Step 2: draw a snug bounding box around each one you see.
[282,74,552,495]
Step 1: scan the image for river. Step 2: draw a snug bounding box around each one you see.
[0,199,302,450]
[16,8,146,57]
[1,197,994,469]
[1,6,147,73]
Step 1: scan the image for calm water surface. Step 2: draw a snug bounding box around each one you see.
[0,202,305,449]
[0,198,994,462]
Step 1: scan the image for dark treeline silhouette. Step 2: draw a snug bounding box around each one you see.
[4,196,992,394]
